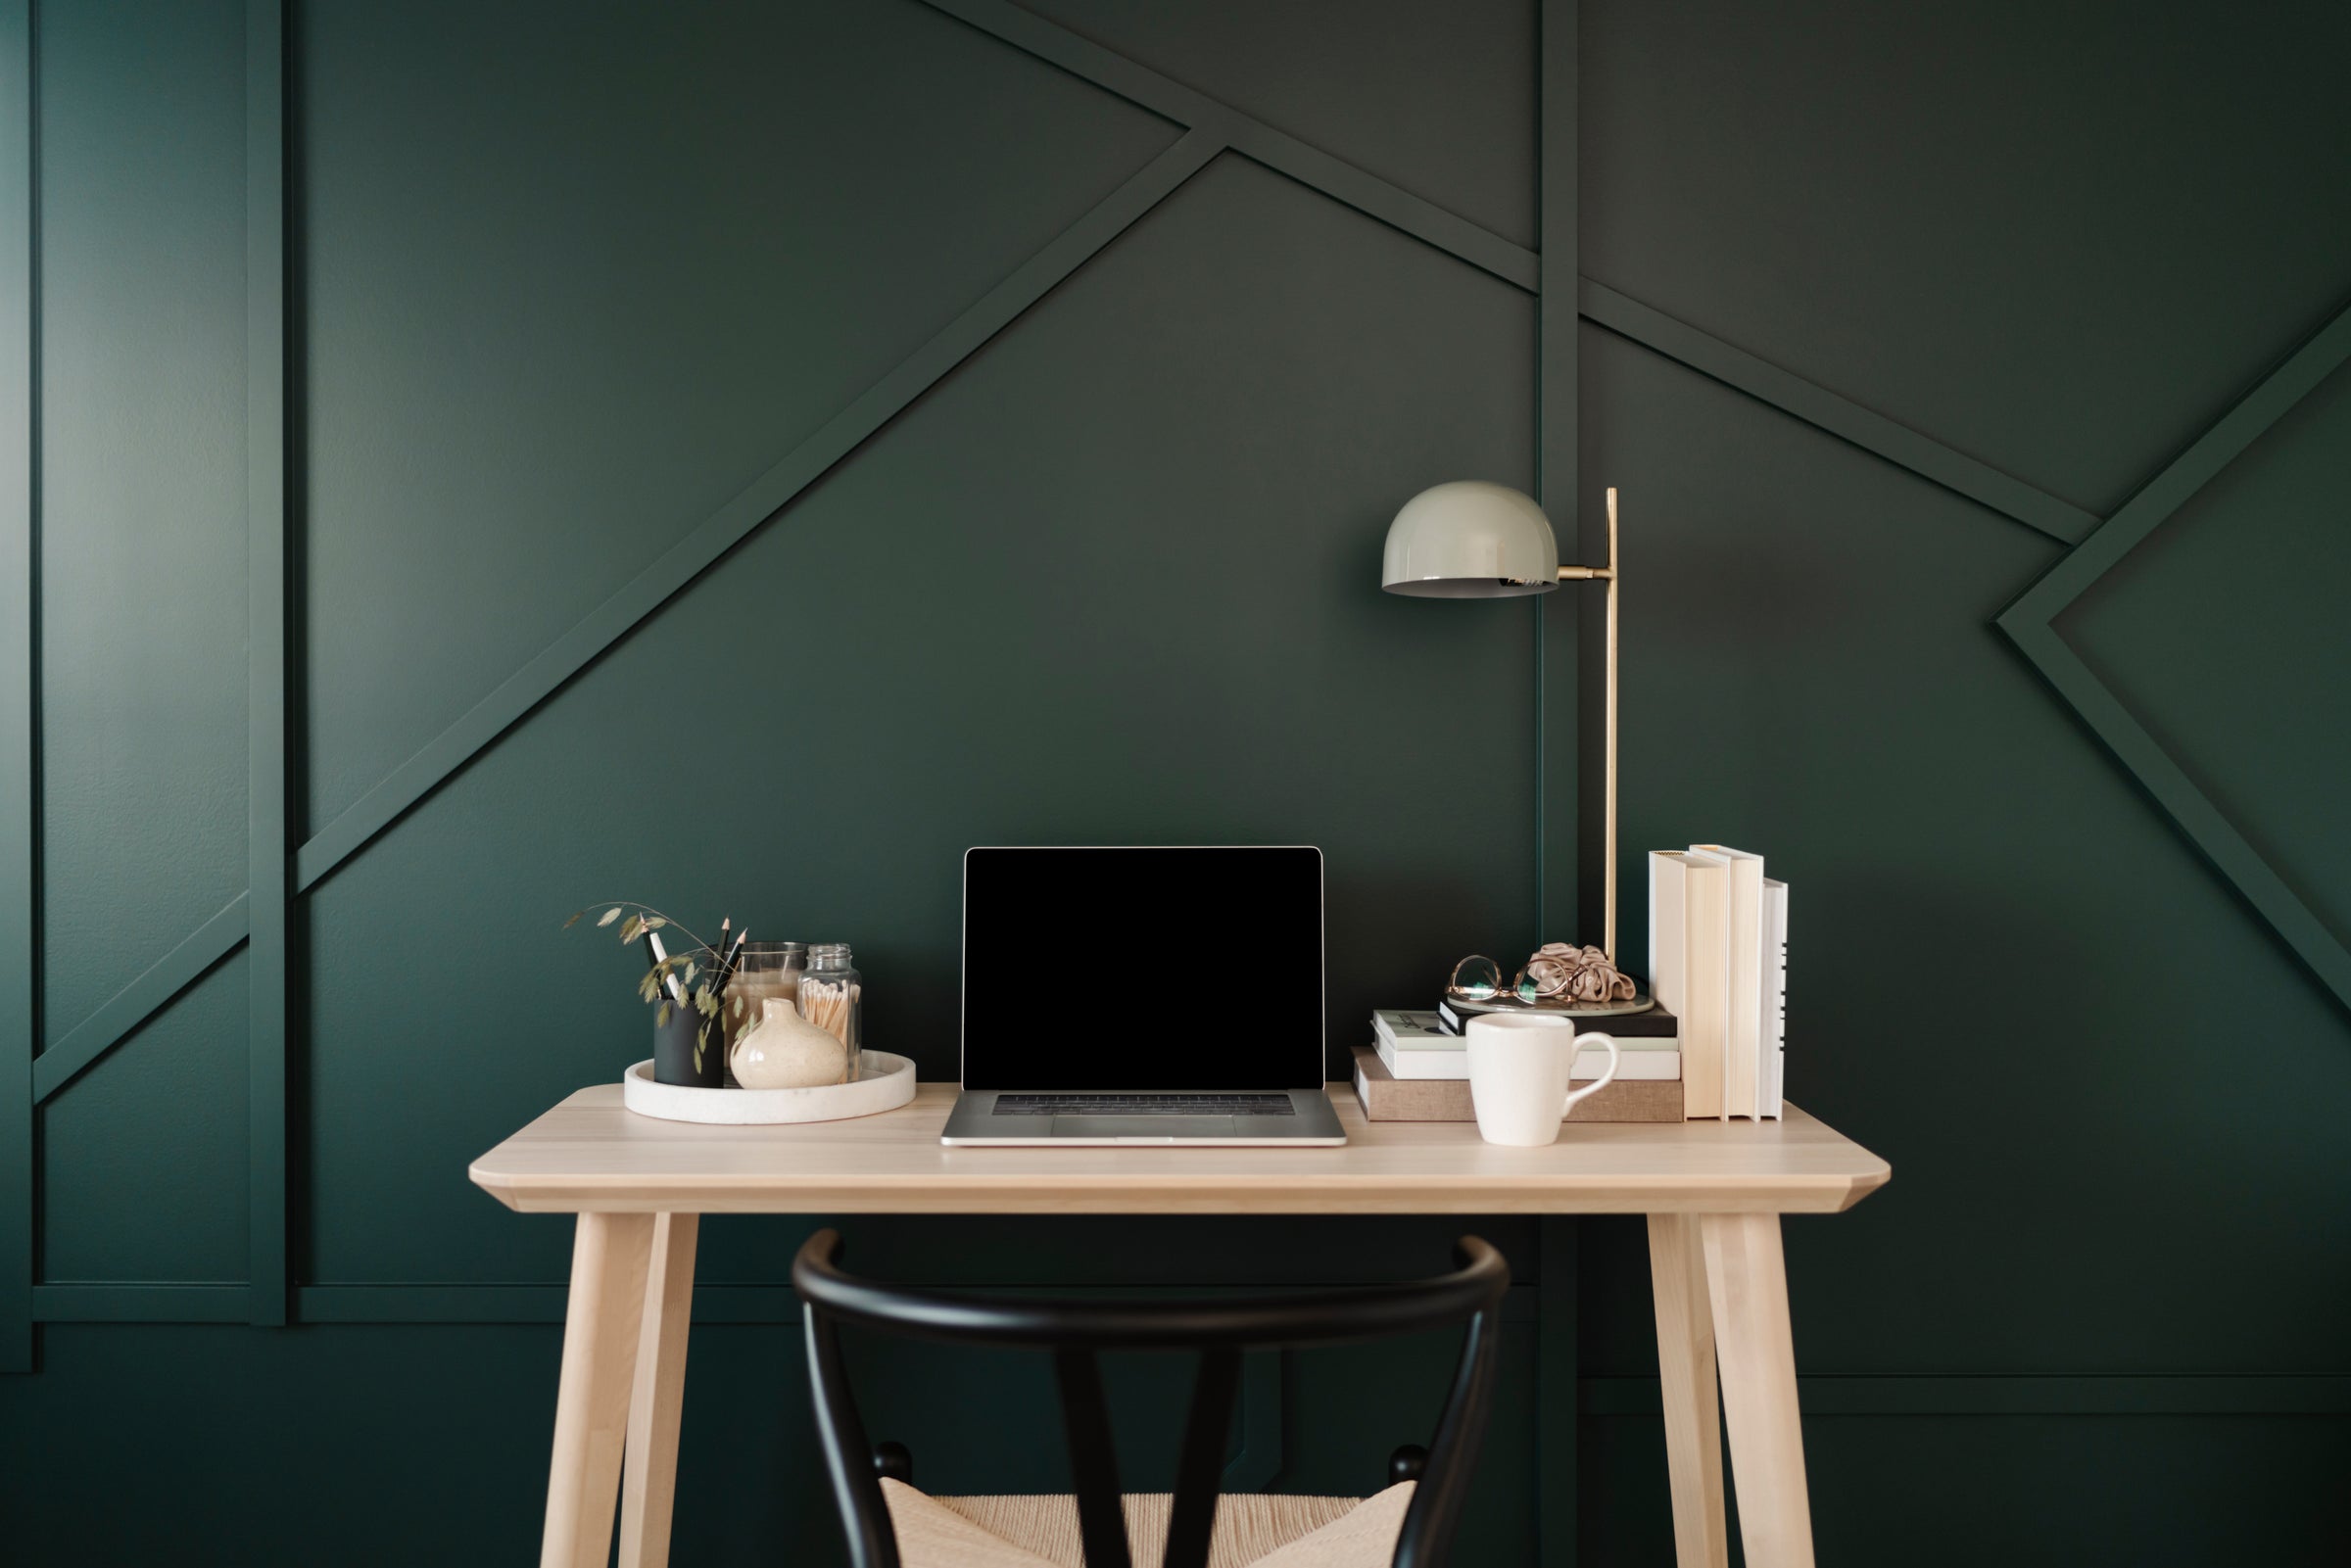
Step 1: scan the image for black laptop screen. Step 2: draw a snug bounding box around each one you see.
[960,846,1325,1091]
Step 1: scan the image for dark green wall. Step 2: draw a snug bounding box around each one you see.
[4,2,2348,1563]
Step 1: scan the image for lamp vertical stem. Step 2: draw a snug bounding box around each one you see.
[1603,488,1620,962]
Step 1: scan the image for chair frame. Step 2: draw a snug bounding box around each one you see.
[793,1229,1510,1568]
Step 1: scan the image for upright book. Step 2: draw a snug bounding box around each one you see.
[1689,844,1766,1119]
[1649,850,1727,1118]
[1761,876,1787,1117]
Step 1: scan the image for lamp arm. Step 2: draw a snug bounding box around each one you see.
[1551,489,1621,963]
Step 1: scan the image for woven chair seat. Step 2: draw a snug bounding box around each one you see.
[881,1478,1416,1568]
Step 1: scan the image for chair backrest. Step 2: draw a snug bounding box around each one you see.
[793,1229,1510,1568]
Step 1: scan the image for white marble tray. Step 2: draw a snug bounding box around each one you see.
[621,1051,916,1125]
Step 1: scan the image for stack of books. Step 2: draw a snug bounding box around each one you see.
[1649,844,1786,1119]
[1353,1006,1684,1121]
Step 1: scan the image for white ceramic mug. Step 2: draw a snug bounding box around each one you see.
[1464,1014,1622,1147]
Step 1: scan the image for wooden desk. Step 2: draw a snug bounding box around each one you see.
[473,1084,1889,1568]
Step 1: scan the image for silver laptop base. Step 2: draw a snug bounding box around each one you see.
[941,1087,1345,1146]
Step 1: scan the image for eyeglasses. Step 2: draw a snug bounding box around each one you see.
[1447,953,1578,1006]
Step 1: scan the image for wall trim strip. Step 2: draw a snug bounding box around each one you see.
[1579,280,2099,546]
[33,1283,250,1324]
[0,0,33,1375]
[1580,1373,2351,1418]
[244,0,290,1328]
[1534,0,1578,953]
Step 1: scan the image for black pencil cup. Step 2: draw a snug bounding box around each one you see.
[652,1003,725,1089]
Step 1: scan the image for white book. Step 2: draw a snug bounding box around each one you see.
[1372,1033,1680,1082]
[1689,845,1766,1119]
[1650,850,1727,1118]
[1373,1034,1467,1079]
[1371,1010,1458,1052]
[1761,878,1787,1117]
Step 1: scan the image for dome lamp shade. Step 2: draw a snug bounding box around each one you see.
[1379,480,1559,597]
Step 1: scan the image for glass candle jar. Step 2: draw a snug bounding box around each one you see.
[723,941,805,1087]
[798,943,862,1083]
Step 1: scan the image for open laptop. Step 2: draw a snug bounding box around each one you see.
[940,846,1347,1146]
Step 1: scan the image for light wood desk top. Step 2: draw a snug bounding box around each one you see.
[470,1084,1889,1216]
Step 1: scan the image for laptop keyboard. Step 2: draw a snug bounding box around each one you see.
[994,1093,1296,1117]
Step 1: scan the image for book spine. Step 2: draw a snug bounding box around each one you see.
[1762,879,1787,1118]
[1678,855,1728,1118]
[1691,847,1763,1118]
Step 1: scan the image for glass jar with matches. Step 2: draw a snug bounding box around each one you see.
[798,943,863,1082]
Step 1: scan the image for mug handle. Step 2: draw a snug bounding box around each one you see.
[1559,1031,1621,1117]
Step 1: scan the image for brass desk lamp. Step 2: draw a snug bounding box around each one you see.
[1381,481,1625,963]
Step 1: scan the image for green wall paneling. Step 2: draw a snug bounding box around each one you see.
[9,0,2351,1559]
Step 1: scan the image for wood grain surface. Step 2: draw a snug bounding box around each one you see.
[470,1084,1888,1216]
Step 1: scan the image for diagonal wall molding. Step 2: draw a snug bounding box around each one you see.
[921,0,1538,291]
[31,893,248,1102]
[1580,281,2098,546]
[1998,298,2351,1014]
[292,128,1222,895]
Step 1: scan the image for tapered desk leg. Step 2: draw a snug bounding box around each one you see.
[620,1212,699,1568]
[1700,1212,1814,1568]
[542,1212,656,1568]
[1647,1214,1728,1568]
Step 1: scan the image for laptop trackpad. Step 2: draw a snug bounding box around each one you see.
[1053,1116,1236,1139]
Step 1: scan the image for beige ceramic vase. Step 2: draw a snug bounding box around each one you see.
[731,997,850,1089]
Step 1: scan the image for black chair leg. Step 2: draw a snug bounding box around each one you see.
[1389,1444,1428,1486]
[874,1442,912,1485]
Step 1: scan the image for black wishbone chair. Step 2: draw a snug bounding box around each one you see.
[792,1229,1509,1568]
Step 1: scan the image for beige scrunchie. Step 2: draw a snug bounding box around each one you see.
[1524,942,1636,1003]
